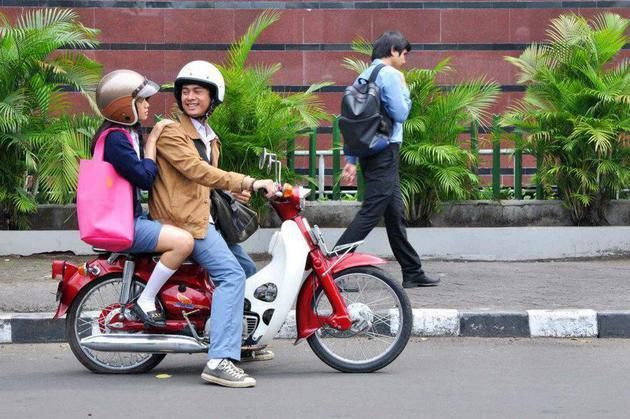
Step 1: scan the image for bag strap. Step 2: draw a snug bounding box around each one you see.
[357,63,386,85]
[367,63,386,84]
[92,127,134,162]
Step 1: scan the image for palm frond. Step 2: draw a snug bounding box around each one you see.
[226,9,281,70]
[350,37,373,57]
[341,57,370,74]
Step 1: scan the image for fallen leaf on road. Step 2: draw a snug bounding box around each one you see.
[155,373,172,379]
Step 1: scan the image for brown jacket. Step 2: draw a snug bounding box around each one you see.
[149,114,255,239]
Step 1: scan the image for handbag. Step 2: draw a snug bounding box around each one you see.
[77,128,135,251]
[211,188,258,244]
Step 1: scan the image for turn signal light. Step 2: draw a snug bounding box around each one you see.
[77,263,87,276]
[282,183,293,198]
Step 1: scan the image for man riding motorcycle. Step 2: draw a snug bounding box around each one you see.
[149,60,275,388]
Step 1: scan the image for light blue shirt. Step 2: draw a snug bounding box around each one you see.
[346,59,411,164]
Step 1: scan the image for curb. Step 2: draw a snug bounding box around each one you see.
[3,309,630,344]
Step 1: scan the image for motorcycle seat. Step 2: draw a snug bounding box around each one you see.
[92,247,196,265]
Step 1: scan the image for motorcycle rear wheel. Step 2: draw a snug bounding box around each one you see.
[307,266,412,373]
[66,275,166,374]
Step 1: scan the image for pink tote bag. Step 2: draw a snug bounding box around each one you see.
[77,128,135,251]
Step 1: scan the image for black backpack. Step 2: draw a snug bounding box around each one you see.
[339,64,392,157]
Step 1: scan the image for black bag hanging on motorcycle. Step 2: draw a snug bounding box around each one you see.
[211,189,258,244]
[338,63,392,157]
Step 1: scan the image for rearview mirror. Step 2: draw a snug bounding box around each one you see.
[258,148,282,184]
[259,148,269,171]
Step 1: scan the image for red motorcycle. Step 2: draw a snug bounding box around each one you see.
[52,150,412,374]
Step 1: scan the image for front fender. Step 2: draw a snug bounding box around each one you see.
[328,252,387,275]
[295,252,387,340]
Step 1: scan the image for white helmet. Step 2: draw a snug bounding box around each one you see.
[96,69,159,126]
[174,60,225,115]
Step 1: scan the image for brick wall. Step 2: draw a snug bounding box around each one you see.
[1,1,628,187]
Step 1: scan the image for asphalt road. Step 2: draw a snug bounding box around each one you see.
[2,338,630,418]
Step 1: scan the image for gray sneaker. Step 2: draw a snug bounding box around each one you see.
[201,359,256,388]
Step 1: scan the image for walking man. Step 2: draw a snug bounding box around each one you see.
[337,31,439,288]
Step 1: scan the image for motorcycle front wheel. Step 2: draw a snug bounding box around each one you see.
[307,266,412,373]
[66,275,166,374]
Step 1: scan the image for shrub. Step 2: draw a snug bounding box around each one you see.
[503,13,629,225]
[0,9,101,228]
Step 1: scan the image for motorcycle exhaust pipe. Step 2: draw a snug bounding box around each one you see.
[80,334,207,353]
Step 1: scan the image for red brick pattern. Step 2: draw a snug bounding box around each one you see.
[1,2,627,189]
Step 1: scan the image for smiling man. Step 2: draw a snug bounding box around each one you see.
[149,60,276,388]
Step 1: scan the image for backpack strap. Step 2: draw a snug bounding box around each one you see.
[357,63,387,85]
[367,63,386,84]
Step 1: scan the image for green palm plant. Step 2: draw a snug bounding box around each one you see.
[0,8,101,228]
[503,13,629,225]
[210,10,331,198]
[343,41,500,225]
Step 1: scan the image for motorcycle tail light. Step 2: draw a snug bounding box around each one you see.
[51,260,65,280]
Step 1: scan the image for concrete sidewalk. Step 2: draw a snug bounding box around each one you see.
[1,254,629,343]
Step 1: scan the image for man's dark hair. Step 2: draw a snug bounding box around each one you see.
[371,31,412,61]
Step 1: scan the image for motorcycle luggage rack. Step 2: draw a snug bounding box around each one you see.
[310,224,363,276]
[330,242,363,256]
[311,224,363,257]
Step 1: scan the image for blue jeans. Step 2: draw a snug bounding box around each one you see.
[228,243,256,278]
[192,225,246,361]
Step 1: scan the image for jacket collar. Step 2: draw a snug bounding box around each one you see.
[177,113,202,140]
[177,113,222,146]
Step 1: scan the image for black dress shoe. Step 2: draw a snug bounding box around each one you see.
[130,304,166,328]
[402,274,440,288]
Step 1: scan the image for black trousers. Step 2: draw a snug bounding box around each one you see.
[335,143,424,280]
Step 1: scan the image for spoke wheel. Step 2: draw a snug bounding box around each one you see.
[66,276,165,374]
[307,266,412,373]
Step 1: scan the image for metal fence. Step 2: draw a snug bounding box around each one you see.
[287,115,542,201]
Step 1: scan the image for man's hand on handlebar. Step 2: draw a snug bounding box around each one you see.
[252,179,277,199]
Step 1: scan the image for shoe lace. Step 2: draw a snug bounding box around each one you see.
[219,360,246,378]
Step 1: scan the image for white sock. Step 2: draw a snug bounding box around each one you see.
[137,261,176,313]
[207,359,223,369]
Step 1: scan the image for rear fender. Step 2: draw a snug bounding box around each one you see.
[53,259,123,319]
[295,252,387,340]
